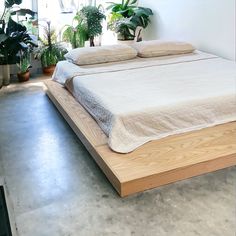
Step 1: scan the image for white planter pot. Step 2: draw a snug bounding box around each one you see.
[84,41,90,47]
[0,65,3,89]
[2,64,10,86]
[116,40,135,46]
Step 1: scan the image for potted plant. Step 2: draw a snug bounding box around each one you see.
[62,13,88,48]
[107,0,153,42]
[0,0,38,86]
[80,6,106,47]
[17,51,31,82]
[36,20,67,75]
[62,6,105,48]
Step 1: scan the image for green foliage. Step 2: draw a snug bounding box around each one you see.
[4,0,22,8]
[113,18,136,40]
[40,44,67,68]
[0,17,37,64]
[107,0,137,18]
[107,12,123,31]
[36,21,67,68]
[62,14,88,48]
[62,6,105,48]
[107,0,153,40]
[0,0,37,64]
[80,6,106,38]
[10,8,36,17]
[17,52,31,73]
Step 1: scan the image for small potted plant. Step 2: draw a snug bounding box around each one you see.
[36,20,67,75]
[107,0,153,42]
[17,51,31,82]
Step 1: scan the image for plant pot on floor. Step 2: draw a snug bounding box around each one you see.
[116,33,136,45]
[42,65,56,76]
[0,76,3,89]
[117,39,135,45]
[0,66,3,89]
[17,70,30,82]
[2,64,11,86]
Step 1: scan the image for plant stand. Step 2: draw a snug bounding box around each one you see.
[2,65,10,86]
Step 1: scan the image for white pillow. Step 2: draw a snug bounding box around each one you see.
[65,44,138,65]
[131,40,195,58]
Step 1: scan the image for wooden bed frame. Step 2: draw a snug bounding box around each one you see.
[44,80,236,197]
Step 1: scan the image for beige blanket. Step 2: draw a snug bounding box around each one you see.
[53,52,236,153]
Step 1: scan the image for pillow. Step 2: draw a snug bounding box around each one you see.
[64,44,138,65]
[131,40,195,58]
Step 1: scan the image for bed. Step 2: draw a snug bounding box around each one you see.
[45,48,236,197]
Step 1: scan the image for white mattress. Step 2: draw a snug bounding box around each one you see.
[52,51,236,153]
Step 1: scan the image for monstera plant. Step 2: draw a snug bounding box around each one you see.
[107,0,153,41]
[0,0,37,86]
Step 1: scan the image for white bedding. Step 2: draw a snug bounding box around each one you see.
[52,51,236,153]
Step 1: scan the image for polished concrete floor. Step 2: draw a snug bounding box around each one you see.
[0,82,235,236]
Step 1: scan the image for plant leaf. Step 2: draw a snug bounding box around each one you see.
[0,33,8,44]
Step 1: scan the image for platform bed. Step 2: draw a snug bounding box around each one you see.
[45,80,236,197]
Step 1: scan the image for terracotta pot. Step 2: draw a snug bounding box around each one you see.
[17,70,30,82]
[42,65,56,76]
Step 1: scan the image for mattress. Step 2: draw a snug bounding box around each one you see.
[52,51,236,153]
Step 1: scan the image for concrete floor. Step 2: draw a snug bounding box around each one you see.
[0,82,235,236]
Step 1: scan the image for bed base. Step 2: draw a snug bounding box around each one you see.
[44,80,236,197]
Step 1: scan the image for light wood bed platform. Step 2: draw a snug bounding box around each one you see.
[45,80,236,197]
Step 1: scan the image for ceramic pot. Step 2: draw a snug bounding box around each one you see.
[116,39,135,46]
[0,77,3,89]
[2,64,10,86]
[0,65,3,89]
[42,65,56,76]
[17,70,30,82]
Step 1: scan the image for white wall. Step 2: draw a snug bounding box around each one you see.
[139,0,236,60]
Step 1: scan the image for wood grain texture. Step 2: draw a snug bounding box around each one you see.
[45,80,236,197]
[44,80,107,147]
[97,122,236,181]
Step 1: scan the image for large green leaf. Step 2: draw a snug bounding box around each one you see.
[6,17,26,35]
[107,0,153,38]
[133,7,153,17]
[106,2,118,10]
[130,0,138,4]
[111,4,124,13]
[11,9,36,17]
[80,6,106,38]
[5,0,22,8]
[0,33,8,44]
